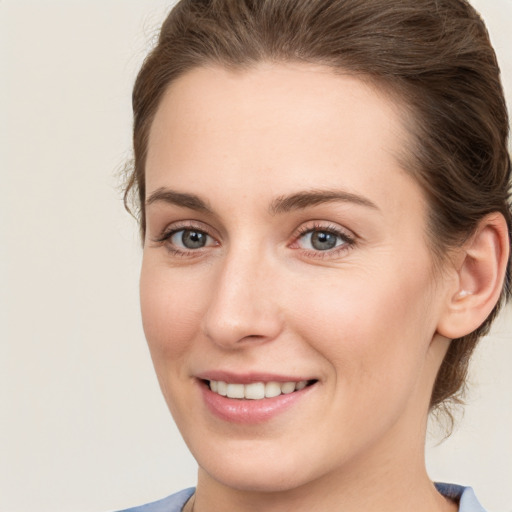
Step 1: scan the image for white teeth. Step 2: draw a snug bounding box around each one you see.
[265,381,282,398]
[208,379,311,400]
[226,383,245,399]
[281,382,296,394]
[217,381,227,396]
[244,382,265,400]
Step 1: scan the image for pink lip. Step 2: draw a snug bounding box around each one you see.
[196,374,316,424]
[196,370,312,384]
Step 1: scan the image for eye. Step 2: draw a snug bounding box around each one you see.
[293,225,355,254]
[169,229,214,250]
[300,230,341,251]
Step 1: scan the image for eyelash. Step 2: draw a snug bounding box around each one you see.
[291,222,356,259]
[153,222,217,258]
[153,221,356,259]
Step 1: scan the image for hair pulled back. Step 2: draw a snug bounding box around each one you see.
[125,0,512,417]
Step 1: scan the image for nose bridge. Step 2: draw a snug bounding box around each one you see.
[202,240,282,348]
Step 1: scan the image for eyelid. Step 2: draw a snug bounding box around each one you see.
[292,221,356,241]
[152,220,218,244]
[150,221,221,260]
[289,221,357,257]
[169,229,217,250]
[150,219,357,259]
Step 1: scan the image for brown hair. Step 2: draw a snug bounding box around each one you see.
[125,0,511,417]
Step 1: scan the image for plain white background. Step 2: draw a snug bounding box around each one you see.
[1,1,511,511]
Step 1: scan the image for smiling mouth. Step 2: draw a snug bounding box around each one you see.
[206,379,316,400]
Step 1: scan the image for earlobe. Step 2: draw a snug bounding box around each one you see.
[436,213,509,339]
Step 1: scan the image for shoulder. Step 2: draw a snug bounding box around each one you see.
[114,488,195,512]
[435,483,487,512]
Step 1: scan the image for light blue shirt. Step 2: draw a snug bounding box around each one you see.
[117,483,486,512]
[436,483,486,512]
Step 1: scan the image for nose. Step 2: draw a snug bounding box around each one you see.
[201,246,283,349]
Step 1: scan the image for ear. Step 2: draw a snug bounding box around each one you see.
[436,213,510,339]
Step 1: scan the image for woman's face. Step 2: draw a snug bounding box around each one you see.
[141,63,453,492]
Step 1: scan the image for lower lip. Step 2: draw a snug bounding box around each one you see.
[199,381,315,424]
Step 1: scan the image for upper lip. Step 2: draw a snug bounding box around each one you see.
[195,371,315,384]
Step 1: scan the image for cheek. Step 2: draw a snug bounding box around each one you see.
[288,259,437,389]
[139,260,207,362]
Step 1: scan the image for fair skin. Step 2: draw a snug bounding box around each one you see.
[139,63,496,512]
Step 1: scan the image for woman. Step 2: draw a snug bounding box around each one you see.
[120,0,511,510]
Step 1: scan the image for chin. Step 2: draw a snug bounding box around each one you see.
[203,463,314,493]
[191,438,327,494]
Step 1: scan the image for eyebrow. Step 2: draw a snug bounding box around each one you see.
[269,189,379,215]
[146,187,213,214]
[145,186,379,216]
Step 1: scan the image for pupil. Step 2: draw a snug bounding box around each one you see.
[182,230,206,249]
[311,231,337,251]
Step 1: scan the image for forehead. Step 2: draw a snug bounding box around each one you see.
[146,62,422,215]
